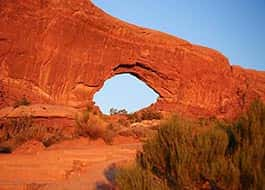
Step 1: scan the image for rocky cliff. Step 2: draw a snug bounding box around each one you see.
[0,0,264,118]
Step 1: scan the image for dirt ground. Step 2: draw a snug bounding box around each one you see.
[0,138,141,190]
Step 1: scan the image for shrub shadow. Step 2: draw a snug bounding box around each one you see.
[95,163,117,190]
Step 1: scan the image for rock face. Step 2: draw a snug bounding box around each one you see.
[0,0,264,118]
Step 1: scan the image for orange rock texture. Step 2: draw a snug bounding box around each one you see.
[0,0,264,118]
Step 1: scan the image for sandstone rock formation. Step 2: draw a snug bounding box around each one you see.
[0,0,264,118]
[0,104,79,119]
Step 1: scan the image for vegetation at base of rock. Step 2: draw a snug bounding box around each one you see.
[141,110,163,120]
[75,107,121,144]
[0,105,161,152]
[127,109,163,123]
[115,99,265,190]
[13,97,31,108]
[109,108,162,122]
[0,116,68,152]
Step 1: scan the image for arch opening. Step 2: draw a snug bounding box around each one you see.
[93,74,159,115]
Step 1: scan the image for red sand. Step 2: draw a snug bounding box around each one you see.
[0,138,141,190]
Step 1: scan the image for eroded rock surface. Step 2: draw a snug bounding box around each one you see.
[0,104,79,119]
[0,0,264,118]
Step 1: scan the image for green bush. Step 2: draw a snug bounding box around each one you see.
[115,99,265,190]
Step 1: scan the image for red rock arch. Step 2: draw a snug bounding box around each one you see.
[0,0,264,118]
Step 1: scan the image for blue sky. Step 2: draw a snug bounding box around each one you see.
[92,0,265,114]
[93,74,159,114]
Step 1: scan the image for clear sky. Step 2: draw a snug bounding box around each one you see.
[92,0,265,114]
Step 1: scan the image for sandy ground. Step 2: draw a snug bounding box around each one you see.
[0,138,141,190]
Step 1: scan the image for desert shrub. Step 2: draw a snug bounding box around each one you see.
[76,115,105,139]
[118,129,135,137]
[102,130,115,144]
[42,134,65,147]
[75,110,119,143]
[127,112,141,123]
[0,116,33,143]
[0,116,36,151]
[13,96,31,108]
[116,99,265,190]
[117,126,156,140]
[229,99,265,189]
[0,116,67,151]
[102,124,118,145]
[115,164,169,190]
[127,110,162,123]
[132,127,155,139]
[141,110,162,121]
[110,108,128,115]
[117,118,130,127]
[137,117,239,189]
[76,107,102,138]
